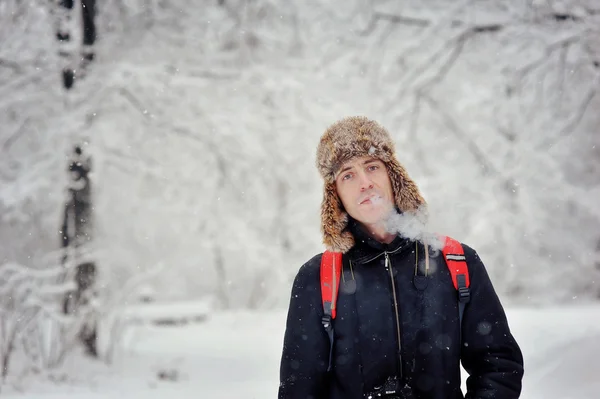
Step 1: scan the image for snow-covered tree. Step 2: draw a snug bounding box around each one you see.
[1,0,599,313]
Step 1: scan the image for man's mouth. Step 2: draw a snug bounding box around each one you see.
[360,195,381,205]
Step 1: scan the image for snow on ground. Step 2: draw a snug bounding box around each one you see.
[2,304,600,398]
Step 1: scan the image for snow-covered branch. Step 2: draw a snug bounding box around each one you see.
[0,259,74,376]
[420,93,503,178]
[358,10,429,36]
[1,0,599,316]
[0,58,21,73]
[542,71,600,151]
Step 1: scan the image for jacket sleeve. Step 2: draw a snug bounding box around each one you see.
[278,258,330,399]
[461,245,524,399]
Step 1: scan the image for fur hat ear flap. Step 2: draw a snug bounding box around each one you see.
[320,182,355,253]
[387,157,427,215]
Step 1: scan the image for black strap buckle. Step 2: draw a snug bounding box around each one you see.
[321,314,332,330]
[456,274,470,303]
[458,286,470,303]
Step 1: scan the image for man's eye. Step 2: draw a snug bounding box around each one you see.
[342,173,352,181]
[368,165,379,171]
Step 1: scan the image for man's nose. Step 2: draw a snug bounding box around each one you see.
[358,172,374,191]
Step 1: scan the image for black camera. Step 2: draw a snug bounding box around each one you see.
[365,376,413,399]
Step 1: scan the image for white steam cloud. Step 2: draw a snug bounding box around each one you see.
[383,205,444,251]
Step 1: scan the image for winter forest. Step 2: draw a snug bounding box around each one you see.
[1,0,599,398]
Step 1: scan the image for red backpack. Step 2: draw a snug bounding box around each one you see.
[320,236,470,371]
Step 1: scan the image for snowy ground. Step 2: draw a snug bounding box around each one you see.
[2,304,600,399]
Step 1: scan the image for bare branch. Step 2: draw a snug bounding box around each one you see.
[421,93,502,178]
[409,95,422,140]
[169,125,230,188]
[408,95,433,176]
[509,34,581,82]
[376,12,430,27]
[186,70,240,80]
[103,146,211,190]
[1,117,29,152]
[525,61,547,125]
[387,22,504,111]
[415,30,468,94]
[0,72,46,102]
[0,261,67,281]
[496,124,517,143]
[542,72,600,151]
[117,87,151,117]
[556,42,568,114]
[358,11,429,36]
[473,24,503,34]
[0,58,21,73]
[551,13,582,22]
[389,0,477,61]
[384,34,463,112]
[221,0,242,26]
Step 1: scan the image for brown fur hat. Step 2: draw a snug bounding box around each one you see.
[316,116,427,253]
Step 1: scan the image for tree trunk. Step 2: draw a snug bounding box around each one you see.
[60,145,98,358]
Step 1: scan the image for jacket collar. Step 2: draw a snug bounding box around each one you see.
[347,217,413,264]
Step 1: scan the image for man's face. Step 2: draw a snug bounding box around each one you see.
[335,156,395,226]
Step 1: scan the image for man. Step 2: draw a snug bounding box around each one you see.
[278,116,524,398]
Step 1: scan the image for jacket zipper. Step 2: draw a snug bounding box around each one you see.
[384,251,404,380]
[360,243,405,265]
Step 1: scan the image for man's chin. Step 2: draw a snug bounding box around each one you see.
[355,211,390,226]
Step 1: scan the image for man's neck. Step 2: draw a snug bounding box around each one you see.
[359,221,396,244]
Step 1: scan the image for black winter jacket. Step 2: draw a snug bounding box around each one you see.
[279,224,524,399]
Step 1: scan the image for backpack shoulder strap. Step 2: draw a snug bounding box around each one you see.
[440,236,471,340]
[320,250,342,372]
